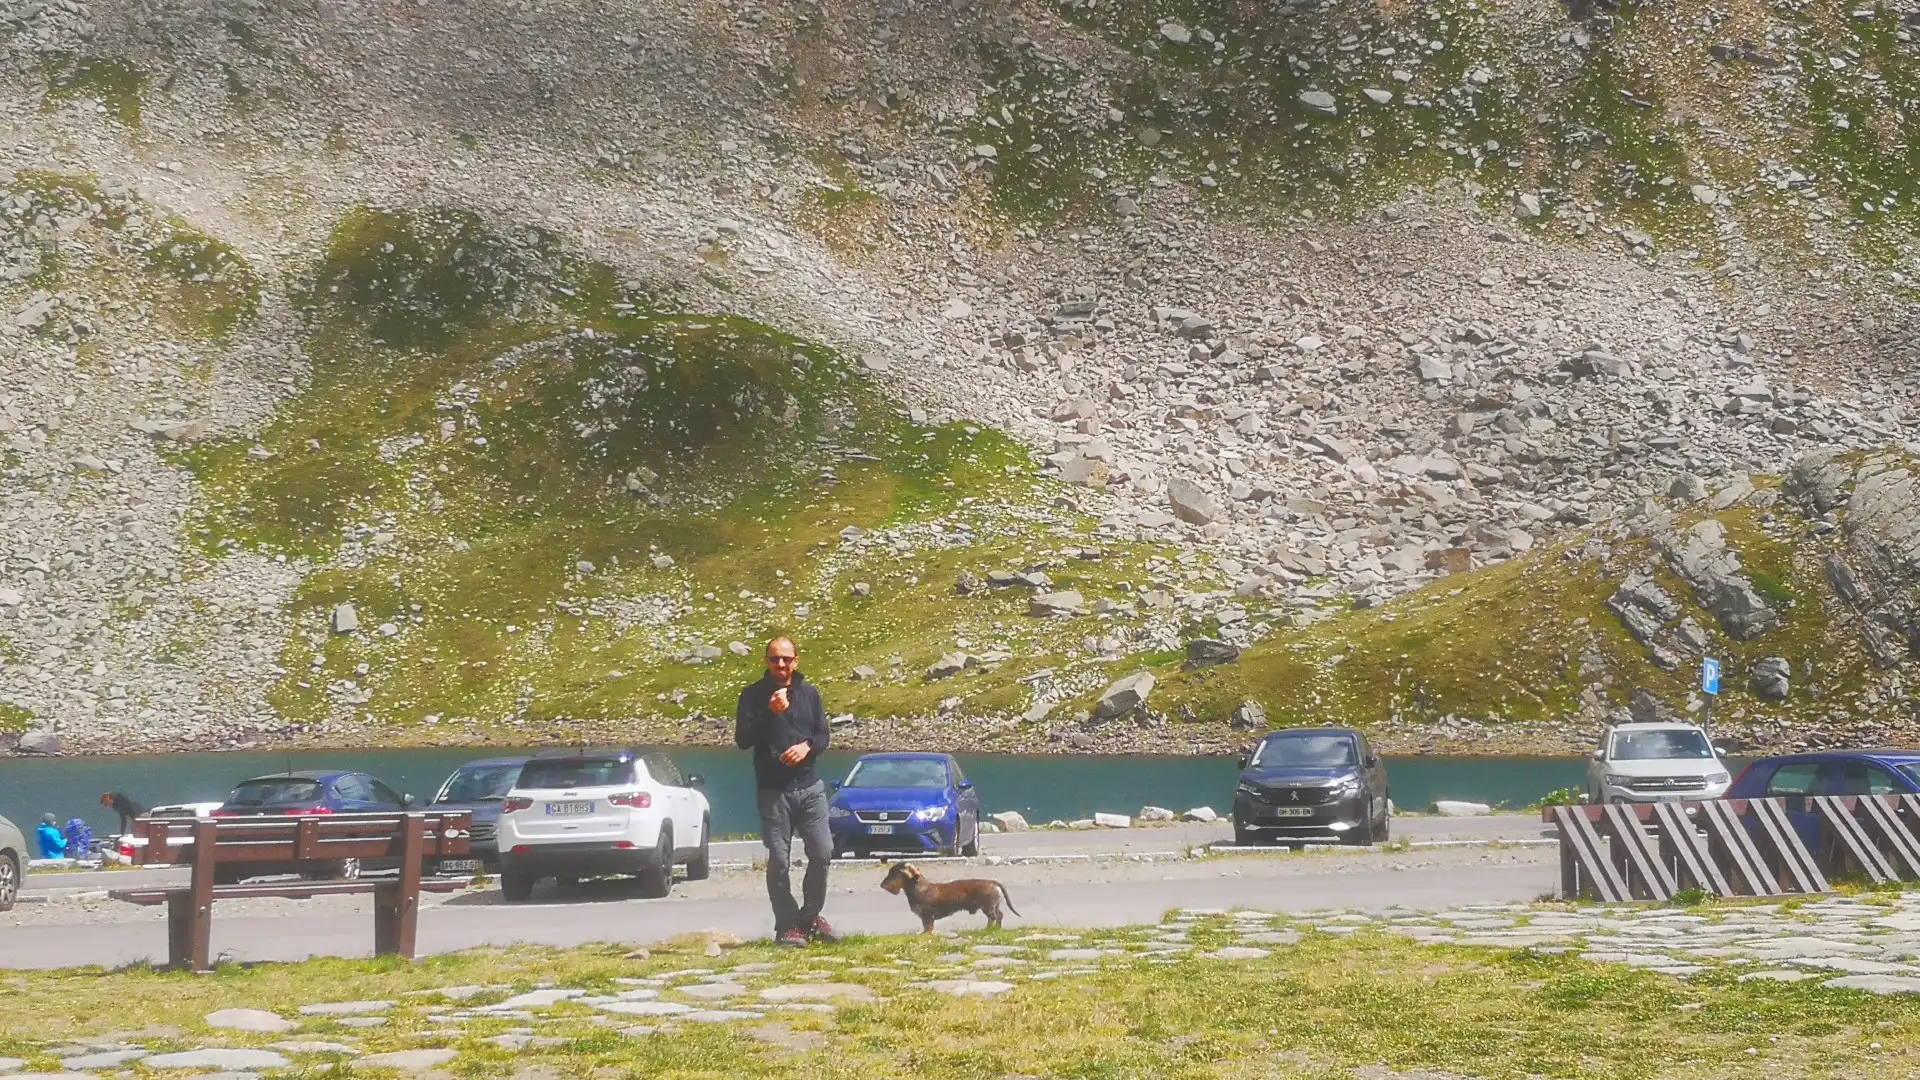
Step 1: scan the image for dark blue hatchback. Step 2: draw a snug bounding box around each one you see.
[827,753,981,858]
[1727,750,1920,849]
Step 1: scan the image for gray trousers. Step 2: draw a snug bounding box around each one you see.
[757,781,832,932]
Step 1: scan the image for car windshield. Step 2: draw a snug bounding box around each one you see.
[436,763,523,803]
[226,778,323,807]
[1251,735,1357,768]
[1899,764,1920,788]
[1610,729,1713,760]
[845,759,948,788]
[517,759,634,789]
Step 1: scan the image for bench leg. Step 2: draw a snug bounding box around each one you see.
[167,892,211,971]
[373,885,418,959]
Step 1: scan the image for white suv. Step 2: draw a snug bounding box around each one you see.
[497,748,711,901]
[1586,722,1732,804]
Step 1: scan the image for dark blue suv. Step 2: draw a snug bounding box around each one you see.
[1727,750,1920,849]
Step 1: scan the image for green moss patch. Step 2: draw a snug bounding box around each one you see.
[42,56,147,127]
[0,702,31,735]
[183,204,1182,743]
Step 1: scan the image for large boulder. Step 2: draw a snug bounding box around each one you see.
[1029,590,1086,618]
[1786,450,1920,665]
[989,810,1030,832]
[1167,478,1221,526]
[1185,638,1241,668]
[1749,656,1792,701]
[1607,574,1680,646]
[1095,671,1157,718]
[1230,700,1268,730]
[15,731,60,755]
[1657,519,1776,640]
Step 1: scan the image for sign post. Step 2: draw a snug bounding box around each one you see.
[1700,657,1721,736]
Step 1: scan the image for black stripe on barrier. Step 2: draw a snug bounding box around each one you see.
[1553,805,1629,903]
[1697,799,1781,896]
[1602,803,1676,901]
[1813,796,1895,884]
[1748,799,1828,894]
[1871,795,1920,878]
[1650,801,1733,896]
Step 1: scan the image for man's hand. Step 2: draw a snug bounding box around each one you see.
[770,687,790,714]
[779,741,811,766]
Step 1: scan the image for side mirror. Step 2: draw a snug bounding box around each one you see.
[1590,750,1604,761]
[1713,746,1727,757]
[829,780,842,790]
[1363,755,1378,768]
[686,774,706,788]
[403,794,416,807]
[1237,756,1249,770]
[957,780,973,790]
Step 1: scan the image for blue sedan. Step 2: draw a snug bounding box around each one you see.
[1727,749,1920,850]
[828,753,981,858]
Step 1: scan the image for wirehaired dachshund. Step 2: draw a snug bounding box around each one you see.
[880,862,1020,933]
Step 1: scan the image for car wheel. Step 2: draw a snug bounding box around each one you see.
[332,858,361,881]
[1376,809,1391,843]
[1233,821,1258,847]
[0,851,17,912]
[637,827,672,899]
[215,866,244,886]
[501,871,534,903]
[1347,808,1375,846]
[686,817,711,881]
[961,822,979,858]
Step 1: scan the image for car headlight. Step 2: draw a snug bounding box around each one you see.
[1603,774,1631,787]
[1705,771,1730,785]
[913,805,950,822]
[828,805,852,819]
[1331,776,1361,795]
[1236,782,1260,797]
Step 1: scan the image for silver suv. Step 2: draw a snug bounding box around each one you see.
[1586,722,1732,804]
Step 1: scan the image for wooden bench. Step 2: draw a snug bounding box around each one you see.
[112,811,472,971]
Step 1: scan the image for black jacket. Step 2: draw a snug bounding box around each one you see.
[734,672,829,791]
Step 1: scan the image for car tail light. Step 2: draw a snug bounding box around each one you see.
[612,841,635,849]
[503,797,533,813]
[511,845,530,854]
[285,806,334,816]
[118,840,134,858]
[607,792,651,808]
[210,811,235,818]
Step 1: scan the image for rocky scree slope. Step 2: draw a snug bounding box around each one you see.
[0,0,1918,754]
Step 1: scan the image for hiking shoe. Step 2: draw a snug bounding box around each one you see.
[776,928,809,948]
[808,916,841,944]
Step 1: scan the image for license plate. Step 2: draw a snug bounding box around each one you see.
[437,859,479,873]
[867,824,894,835]
[546,801,593,815]
[1269,807,1315,819]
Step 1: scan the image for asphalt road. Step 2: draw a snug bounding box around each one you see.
[0,815,1556,970]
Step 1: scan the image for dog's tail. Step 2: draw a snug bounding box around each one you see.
[999,881,1021,918]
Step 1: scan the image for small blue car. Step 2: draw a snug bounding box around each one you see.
[828,753,981,858]
[1727,749,1920,851]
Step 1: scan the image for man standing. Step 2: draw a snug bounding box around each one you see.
[735,636,837,946]
[100,792,143,835]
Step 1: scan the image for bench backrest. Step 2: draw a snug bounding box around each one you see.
[129,812,471,867]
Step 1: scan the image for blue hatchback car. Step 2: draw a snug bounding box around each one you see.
[1727,750,1920,850]
[827,753,981,858]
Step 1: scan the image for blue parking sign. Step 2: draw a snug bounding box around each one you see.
[1701,657,1721,696]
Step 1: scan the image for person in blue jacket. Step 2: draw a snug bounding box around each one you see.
[35,813,68,858]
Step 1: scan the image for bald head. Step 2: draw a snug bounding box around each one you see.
[765,637,797,685]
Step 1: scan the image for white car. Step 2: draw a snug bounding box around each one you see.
[1586,722,1732,804]
[113,801,227,860]
[496,748,711,902]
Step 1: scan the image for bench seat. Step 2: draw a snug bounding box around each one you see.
[110,879,469,905]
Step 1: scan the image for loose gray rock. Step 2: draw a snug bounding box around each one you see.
[1029,590,1086,617]
[1095,671,1156,718]
[15,731,60,755]
[1749,656,1791,700]
[1668,474,1708,502]
[1659,519,1776,640]
[925,652,971,680]
[1185,639,1241,668]
[1297,90,1338,116]
[990,810,1030,831]
[1137,806,1175,822]
[1167,478,1221,526]
[330,603,359,634]
[297,1001,394,1017]
[1231,701,1267,731]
